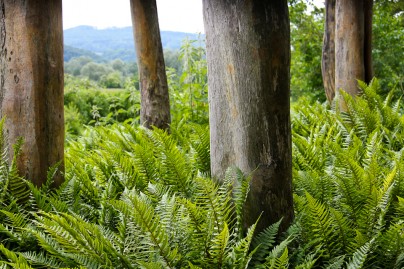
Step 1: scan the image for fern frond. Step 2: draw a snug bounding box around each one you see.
[375,221,404,268]
[145,128,194,197]
[303,192,338,257]
[7,138,30,203]
[195,177,232,234]
[250,218,282,265]
[111,191,179,268]
[264,247,289,269]
[324,255,345,269]
[189,124,210,176]
[225,167,250,235]
[295,252,318,269]
[0,243,33,268]
[209,222,230,267]
[346,239,373,269]
[137,261,164,269]
[231,220,258,269]
[21,251,65,268]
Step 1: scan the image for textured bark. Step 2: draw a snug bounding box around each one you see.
[130,0,170,130]
[364,0,373,83]
[321,0,336,103]
[335,0,373,109]
[203,0,294,233]
[0,0,64,187]
[324,0,373,105]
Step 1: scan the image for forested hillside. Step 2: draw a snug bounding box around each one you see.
[64,26,202,62]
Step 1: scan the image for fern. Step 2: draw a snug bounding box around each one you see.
[250,218,283,266]
[346,239,373,269]
[0,243,33,269]
[111,190,180,268]
[188,124,211,176]
[209,222,230,267]
[324,256,345,269]
[231,220,258,269]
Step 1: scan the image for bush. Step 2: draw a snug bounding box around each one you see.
[64,76,140,135]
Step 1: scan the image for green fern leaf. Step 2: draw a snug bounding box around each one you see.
[324,255,345,269]
[251,218,282,265]
[209,222,230,267]
[265,247,289,269]
[346,240,373,269]
[111,192,179,268]
[231,220,258,269]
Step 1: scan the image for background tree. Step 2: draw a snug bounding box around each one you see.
[130,0,170,130]
[203,0,294,233]
[0,0,64,187]
[321,0,336,103]
[290,0,325,102]
[80,62,110,81]
[64,56,93,76]
[323,0,373,105]
[373,0,404,94]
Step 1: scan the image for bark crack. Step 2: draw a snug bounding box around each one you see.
[0,1,6,108]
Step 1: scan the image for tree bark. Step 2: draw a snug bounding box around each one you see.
[203,0,294,233]
[0,0,64,187]
[323,0,373,106]
[364,0,373,83]
[335,0,373,109]
[130,0,171,130]
[321,0,336,103]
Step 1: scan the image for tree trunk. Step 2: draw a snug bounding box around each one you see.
[335,0,373,109]
[203,0,294,233]
[323,0,373,106]
[0,0,64,187]
[322,0,336,103]
[364,0,373,83]
[130,0,170,130]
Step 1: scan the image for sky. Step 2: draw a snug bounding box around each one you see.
[62,0,205,33]
[63,0,325,33]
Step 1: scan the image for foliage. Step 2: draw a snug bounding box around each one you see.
[289,0,326,102]
[292,79,404,268]
[64,76,140,137]
[0,120,300,268]
[168,36,208,125]
[373,0,404,95]
[80,62,112,81]
[3,79,404,267]
[288,0,404,103]
[64,35,209,137]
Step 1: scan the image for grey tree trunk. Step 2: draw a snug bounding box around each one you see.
[0,0,64,187]
[322,0,373,106]
[322,0,336,103]
[335,0,373,108]
[130,0,171,130]
[203,0,294,233]
[364,0,373,83]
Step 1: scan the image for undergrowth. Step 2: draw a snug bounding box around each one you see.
[0,79,403,268]
[0,122,298,268]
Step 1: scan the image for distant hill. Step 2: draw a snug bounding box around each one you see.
[63,26,203,62]
[64,45,105,62]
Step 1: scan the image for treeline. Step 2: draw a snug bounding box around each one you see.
[64,48,182,89]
